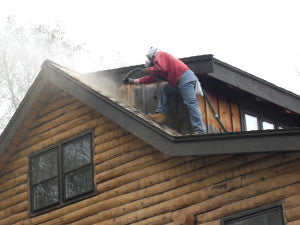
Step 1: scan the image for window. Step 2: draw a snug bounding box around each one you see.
[244,114,258,131]
[222,203,284,225]
[262,121,275,130]
[243,113,283,131]
[29,133,95,214]
[239,99,294,132]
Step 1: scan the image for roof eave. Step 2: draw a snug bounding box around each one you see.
[0,71,49,159]
[208,58,300,114]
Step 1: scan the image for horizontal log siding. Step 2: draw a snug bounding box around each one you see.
[0,88,114,224]
[285,193,300,224]
[0,87,299,225]
[0,83,57,172]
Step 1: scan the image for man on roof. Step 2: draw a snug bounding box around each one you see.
[125,47,207,134]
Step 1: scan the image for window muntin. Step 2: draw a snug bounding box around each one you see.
[29,133,94,214]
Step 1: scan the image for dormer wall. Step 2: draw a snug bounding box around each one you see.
[117,81,242,134]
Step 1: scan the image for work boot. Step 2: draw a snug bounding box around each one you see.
[147,113,166,124]
[192,131,206,135]
[190,130,207,135]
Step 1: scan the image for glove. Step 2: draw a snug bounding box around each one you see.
[123,78,135,85]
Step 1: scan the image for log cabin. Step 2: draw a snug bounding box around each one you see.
[0,54,300,225]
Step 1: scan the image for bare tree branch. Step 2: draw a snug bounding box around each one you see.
[0,16,86,133]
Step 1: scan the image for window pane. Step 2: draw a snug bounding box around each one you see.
[262,121,275,130]
[225,207,283,225]
[245,114,258,131]
[64,165,93,199]
[255,214,268,225]
[62,135,92,172]
[269,207,284,224]
[226,217,254,225]
[31,148,58,184]
[32,178,59,211]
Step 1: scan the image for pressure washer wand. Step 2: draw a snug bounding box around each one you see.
[123,68,145,84]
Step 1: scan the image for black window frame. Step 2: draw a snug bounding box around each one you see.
[241,110,286,131]
[239,96,297,131]
[243,112,260,131]
[29,130,97,216]
[221,201,285,225]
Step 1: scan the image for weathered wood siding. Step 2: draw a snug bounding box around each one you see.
[118,83,241,134]
[0,84,299,225]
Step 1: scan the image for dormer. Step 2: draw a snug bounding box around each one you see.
[85,54,300,135]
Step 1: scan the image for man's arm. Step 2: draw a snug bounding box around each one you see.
[123,78,140,85]
[132,78,140,84]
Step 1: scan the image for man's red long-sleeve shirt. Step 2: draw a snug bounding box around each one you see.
[139,51,189,87]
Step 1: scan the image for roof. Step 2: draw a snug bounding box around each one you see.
[1,56,300,159]
[210,58,300,114]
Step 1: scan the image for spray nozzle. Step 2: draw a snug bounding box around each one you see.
[122,68,145,85]
[123,77,130,85]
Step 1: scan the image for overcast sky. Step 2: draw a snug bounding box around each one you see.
[1,0,300,95]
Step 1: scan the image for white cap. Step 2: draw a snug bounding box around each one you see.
[146,47,158,60]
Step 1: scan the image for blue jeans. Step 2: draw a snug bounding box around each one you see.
[156,81,207,133]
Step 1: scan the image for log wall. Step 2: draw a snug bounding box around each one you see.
[0,85,299,225]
